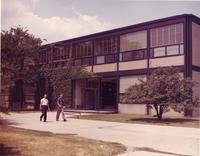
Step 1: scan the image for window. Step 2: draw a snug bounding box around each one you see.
[150,23,184,58]
[151,44,184,58]
[96,56,105,64]
[82,58,92,66]
[121,49,147,61]
[180,44,184,54]
[150,23,183,48]
[133,50,147,60]
[157,27,163,46]
[64,46,70,59]
[153,47,166,57]
[57,48,61,60]
[119,53,122,61]
[40,50,48,63]
[169,25,176,44]
[49,63,53,68]
[94,36,118,56]
[176,24,183,43]
[53,48,57,60]
[76,45,81,58]
[167,45,179,56]
[105,54,116,63]
[74,59,81,66]
[54,63,58,68]
[60,48,65,59]
[72,41,92,58]
[150,48,154,58]
[122,52,132,61]
[163,26,169,45]
[83,42,92,57]
[120,31,147,52]
[61,62,65,67]
[48,50,53,62]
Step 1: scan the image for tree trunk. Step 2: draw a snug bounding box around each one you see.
[154,104,159,119]
[159,105,163,120]
[154,104,163,120]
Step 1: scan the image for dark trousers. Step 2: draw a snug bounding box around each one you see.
[40,105,48,122]
[56,107,66,121]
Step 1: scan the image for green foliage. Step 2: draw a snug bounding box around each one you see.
[1,26,94,110]
[40,60,95,107]
[121,67,199,120]
[1,26,42,92]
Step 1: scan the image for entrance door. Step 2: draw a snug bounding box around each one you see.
[101,79,117,109]
[84,88,99,110]
[84,79,100,110]
[73,79,100,110]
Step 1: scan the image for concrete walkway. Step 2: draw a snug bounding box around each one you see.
[1,112,200,156]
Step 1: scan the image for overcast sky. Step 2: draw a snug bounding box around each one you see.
[1,0,200,44]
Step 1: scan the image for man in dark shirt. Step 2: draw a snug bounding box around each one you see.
[56,93,67,121]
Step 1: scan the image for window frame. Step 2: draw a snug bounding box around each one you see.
[94,36,118,56]
[150,43,184,58]
[120,30,147,52]
[150,23,184,48]
[120,48,147,62]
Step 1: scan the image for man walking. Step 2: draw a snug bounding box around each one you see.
[40,94,50,122]
[56,93,67,122]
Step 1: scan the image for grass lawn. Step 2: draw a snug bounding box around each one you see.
[0,123,126,156]
[74,114,200,128]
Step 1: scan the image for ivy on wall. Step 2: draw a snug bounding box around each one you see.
[40,60,95,109]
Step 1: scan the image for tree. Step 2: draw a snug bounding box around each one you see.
[1,26,42,91]
[1,26,42,109]
[1,26,94,110]
[40,59,95,109]
[121,67,199,120]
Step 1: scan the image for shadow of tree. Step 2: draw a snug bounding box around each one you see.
[133,147,193,156]
[0,119,21,126]
[127,118,199,124]
[0,144,21,156]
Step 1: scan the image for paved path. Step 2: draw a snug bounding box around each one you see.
[1,112,200,156]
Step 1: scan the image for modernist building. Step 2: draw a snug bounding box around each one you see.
[8,14,200,115]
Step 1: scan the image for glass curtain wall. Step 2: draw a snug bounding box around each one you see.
[150,23,184,57]
[120,30,147,61]
[94,36,118,64]
[72,41,93,66]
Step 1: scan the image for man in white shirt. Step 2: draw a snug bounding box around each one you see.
[40,94,50,122]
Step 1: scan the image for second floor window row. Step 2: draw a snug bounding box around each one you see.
[40,23,184,64]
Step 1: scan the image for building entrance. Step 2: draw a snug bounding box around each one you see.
[73,78,117,110]
[101,79,117,109]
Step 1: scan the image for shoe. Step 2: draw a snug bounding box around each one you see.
[63,119,67,122]
[40,117,42,121]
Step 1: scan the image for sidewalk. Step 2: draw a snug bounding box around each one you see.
[1,112,200,156]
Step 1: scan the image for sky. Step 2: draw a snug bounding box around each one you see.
[1,0,200,44]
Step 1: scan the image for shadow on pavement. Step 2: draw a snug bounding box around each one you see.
[133,147,193,156]
[127,118,199,124]
[0,144,22,156]
[0,119,21,126]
